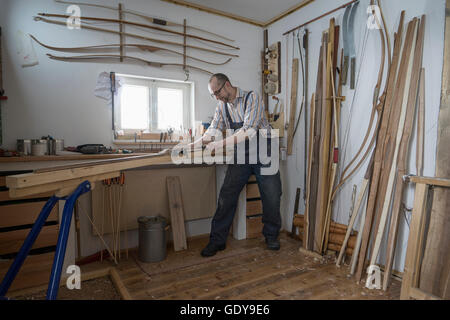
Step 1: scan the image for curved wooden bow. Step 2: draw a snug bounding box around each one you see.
[34,16,239,58]
[46,54,214,75]
[332,0,391,198]
[38,13,240,50]
[54,0,235,42]
[30,35,232,66]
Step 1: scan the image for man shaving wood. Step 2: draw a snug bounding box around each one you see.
[187,73,282,257]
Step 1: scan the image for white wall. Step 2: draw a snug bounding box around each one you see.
[268,0,445,272]
[0,0,262,148]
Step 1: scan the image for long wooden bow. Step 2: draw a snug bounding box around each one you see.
[46,53,214,75]
[332,0,391,198]
[30,35,232,66]
[34,16,239,58]
[38,13,240,50]
[54,0,235,42]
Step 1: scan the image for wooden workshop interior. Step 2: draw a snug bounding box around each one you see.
[0,0,448,301]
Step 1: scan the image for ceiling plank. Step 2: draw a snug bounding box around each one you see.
[161,0,265,27]
[160,0,314,28]
[265,0,314,27]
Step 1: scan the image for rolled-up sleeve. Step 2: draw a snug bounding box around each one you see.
[204,103,225,136]
[240,91,264,132]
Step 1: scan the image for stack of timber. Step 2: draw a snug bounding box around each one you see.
[292,214,356,257]
[303,18,343,254]
[340,15,427,290]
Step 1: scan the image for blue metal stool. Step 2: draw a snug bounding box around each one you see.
[0,180,92,300]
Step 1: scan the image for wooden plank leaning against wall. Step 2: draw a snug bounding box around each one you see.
[418,0,450,300]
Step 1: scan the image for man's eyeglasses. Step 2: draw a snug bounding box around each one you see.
[210,81,227,98]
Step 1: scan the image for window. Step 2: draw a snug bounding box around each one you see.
[117,74,193,135]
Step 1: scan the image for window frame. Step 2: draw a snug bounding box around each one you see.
[116,74,193,135]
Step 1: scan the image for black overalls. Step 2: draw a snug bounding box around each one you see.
[208,91,282,245]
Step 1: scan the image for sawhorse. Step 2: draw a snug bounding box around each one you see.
[0,181,92,300]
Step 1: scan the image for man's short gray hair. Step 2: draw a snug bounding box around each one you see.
[210,73,231,86]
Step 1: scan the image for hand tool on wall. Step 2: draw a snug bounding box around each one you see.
[342,4,352,85]
[348,2,360,89]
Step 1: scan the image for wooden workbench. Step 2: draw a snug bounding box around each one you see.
[0,152,217,293]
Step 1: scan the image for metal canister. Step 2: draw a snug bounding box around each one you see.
[137,216,168,263]
[55,139,64,152]
[31,139,48,156]
[47,139,56,155]
[17,139,32,156]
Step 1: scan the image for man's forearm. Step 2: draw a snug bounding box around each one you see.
[217,129,255,148]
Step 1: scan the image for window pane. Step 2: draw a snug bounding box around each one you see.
[157,88,183,130]
[120,85,149,129]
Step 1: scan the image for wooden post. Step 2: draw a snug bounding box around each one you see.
[263,29,269,113]
[166,176,188,251]
[416,68,425,177]
[419,0,450,299]
[183,19,187,72]
[400,183,429,299]
[118,3,124,62]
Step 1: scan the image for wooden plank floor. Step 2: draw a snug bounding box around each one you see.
[110,233,401,300]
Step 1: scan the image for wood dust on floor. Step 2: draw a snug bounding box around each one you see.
[13,276,121,300]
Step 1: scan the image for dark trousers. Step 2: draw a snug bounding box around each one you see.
[209,164,282,245]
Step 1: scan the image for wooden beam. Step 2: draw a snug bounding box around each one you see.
[161,0,314,28]
[118,3,124,62]
[8,171,120,198]
[419,2,450,297]
[406,175,450,188]
[6,152,172,190]
[160,0,265,27]
[283,0,358,35]
[400,183,429,299]
[166,176,188,251]
[409,287,443,300]
[265,0,314,27]
[416,68,425,176]
[109,267,133,300]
